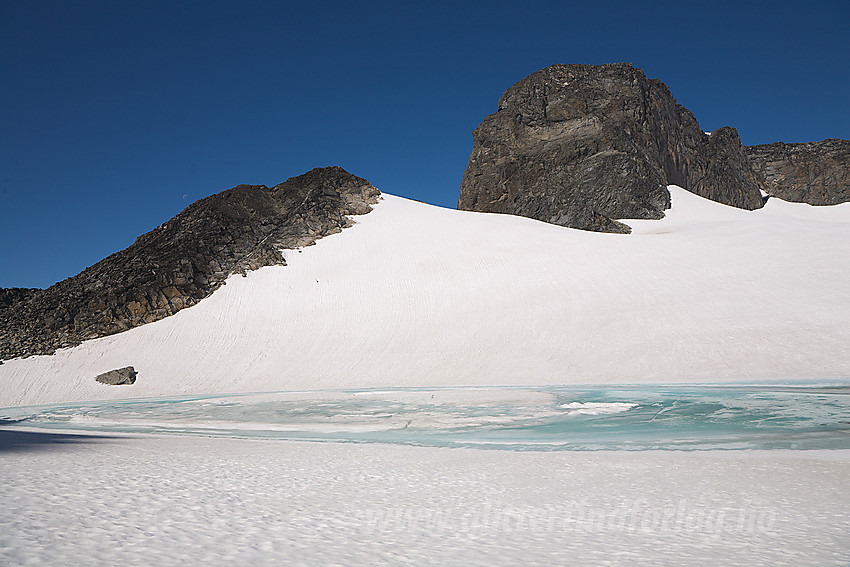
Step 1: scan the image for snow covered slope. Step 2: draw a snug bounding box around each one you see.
[2,187,849,406]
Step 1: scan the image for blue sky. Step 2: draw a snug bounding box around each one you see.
[2,0,848,288]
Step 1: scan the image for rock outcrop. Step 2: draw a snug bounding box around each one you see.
[745,139,850,205]
[458,63,764,233]
[96,366,137,385]
[0,166,380,361]
[0,288,40,310]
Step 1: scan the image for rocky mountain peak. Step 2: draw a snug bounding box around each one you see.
[0,166,380,361]
[458,63,769,232]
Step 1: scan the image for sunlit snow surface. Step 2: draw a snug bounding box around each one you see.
[5,385,850,450]
[3,186,850,407]
[3,190,850,567]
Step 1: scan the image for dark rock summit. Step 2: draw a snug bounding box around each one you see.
[0,166,380,361]
[745,139,850,205]
[458,63,763,233]
[459,63,847,231]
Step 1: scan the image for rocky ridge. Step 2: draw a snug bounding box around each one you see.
[0,166,380,361]
[458,63,847,231]
[745,139,850,205]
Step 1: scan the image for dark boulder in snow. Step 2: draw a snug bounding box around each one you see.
[95,366,137,386]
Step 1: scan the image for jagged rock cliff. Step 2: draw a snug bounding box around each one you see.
[745,139,850,205]
[0,166,380,361]
[458,63,764,233]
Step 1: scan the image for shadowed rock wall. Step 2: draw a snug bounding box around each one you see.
[458,63,767,232]
[745,139,850,205]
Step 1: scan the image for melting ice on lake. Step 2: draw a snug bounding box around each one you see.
[3,385,850,451]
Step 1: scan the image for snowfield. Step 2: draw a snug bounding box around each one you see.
[3,187,850,567]
[1,432,848,566]
[1,186,849,406]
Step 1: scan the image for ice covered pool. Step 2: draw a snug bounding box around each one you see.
[3,385,850,451]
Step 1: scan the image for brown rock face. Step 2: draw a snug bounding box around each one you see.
[745,139,850,205]
[0,166,380,361]
[458,63,766,232]
[0,288,39,310]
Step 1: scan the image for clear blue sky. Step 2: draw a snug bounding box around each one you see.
[2,0,848,288]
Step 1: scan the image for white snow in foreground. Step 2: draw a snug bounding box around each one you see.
[1,432,848,566]
[2,186,849,406]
